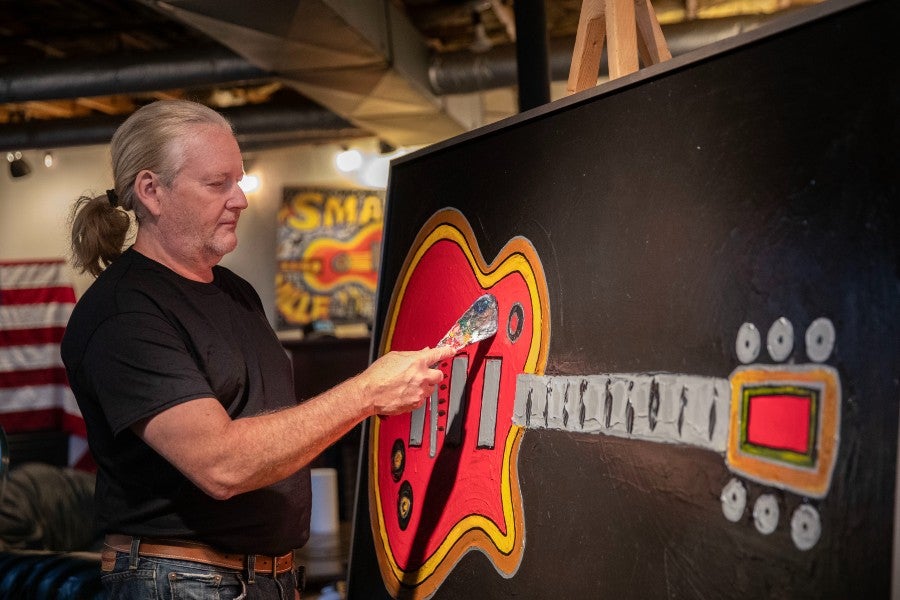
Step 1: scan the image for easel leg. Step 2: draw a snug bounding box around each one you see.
[567,0,607,94]
[605,0,639,79]
[635,0,672,64]
[567,0,672,94]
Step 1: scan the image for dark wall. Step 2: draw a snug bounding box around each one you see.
[349,0,899,597]
[286,336,370,522]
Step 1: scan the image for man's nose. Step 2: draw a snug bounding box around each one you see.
[229,186,249,210]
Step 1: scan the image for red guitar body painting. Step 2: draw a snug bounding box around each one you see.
[370,208,550,598]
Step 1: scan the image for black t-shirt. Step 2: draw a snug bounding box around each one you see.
[61,248,310,555]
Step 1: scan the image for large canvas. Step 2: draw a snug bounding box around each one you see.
[347,0,900,598]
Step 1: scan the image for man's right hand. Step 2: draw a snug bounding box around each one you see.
[358,346,457,416]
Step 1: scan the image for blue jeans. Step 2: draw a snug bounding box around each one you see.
[102,551,302,600]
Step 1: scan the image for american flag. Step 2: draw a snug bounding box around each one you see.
[0,259,92,470]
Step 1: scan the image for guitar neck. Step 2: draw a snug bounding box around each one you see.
[512,372,731,452]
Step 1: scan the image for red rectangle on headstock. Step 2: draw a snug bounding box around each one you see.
[746,393,812,454]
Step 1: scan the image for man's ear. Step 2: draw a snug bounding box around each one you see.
[134,169,162,217]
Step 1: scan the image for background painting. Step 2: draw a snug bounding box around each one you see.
[276,187,384,329]
[348,0,899,598]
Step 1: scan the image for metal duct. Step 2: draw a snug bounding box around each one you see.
[140,0,472,147]
[0,103,365,153]
[0,46,269,103]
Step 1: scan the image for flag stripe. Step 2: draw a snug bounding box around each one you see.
[0,326,66,347]
[0,408,66,432]
[0,366,68,388]
[0,260,66,288]
[0,303,73,329]
[63,411,88,437]
[0,404,84,435]
[0,383,75,412]
[0,285,77,306]
[0,343,64,372]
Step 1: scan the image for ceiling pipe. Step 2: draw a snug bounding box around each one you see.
[0,12,793,151]
[0,45,269,103]
[0,103,366,153]
[429,13,788,95]
[0,13,783,106]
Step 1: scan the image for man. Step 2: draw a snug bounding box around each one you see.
[61,100,454,599]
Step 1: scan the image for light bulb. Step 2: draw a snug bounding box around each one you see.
[335,149,363,172]
[239,173,260,193]
[361,156,390,188]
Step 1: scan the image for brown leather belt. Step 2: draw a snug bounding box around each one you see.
[102,534,294,575]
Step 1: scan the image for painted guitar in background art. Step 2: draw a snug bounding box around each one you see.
[282,223,381,293]
[370,208,550,599]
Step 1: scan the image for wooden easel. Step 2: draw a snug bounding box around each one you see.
[567,0,671,94]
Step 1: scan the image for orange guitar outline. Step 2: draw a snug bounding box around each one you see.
[370,208,550,598]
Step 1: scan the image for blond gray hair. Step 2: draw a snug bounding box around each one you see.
[69,100,234,277]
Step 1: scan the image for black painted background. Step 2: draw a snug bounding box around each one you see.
[348,1,900,597]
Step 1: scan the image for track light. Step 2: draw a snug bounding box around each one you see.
[335,144,410,188]
[6,151,31,178]
[335,148,363,172]
[238,173,260,193]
